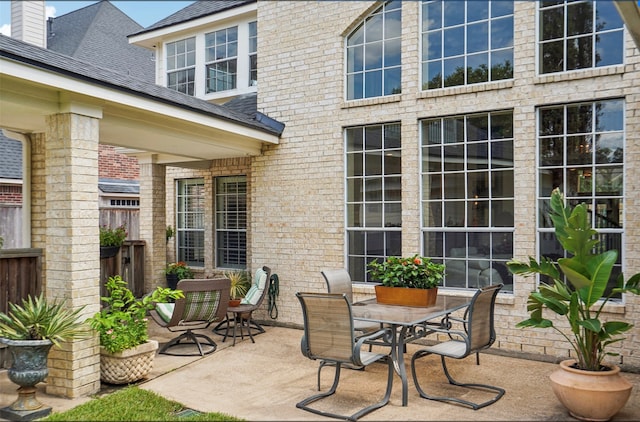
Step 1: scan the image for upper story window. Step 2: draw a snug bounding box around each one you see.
[422,0,513,90]
[539,0,624,74]
[249,21,258,87]
[205,27,238,93]
[346,1,402,100]
[166,37,196,95]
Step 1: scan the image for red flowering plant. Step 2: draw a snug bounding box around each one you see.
[368,254,445,289]
[164,262,194,281]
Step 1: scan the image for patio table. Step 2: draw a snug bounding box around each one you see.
[351,295,470,406]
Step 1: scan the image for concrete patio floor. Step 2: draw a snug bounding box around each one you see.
[2,319,640,421]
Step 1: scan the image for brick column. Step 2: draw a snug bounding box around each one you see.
[138,155,166,291]
[43,111,101,398]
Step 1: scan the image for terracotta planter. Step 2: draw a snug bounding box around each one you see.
[100,340,158,385]
[549,359,633,421]
[229,298,242,307]
[374,285,438,307]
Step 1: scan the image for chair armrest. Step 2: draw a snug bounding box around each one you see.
[353,327,392,365]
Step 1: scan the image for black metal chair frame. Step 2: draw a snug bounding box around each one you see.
[295,292,394,422]
[410,283,505,410]
[150,278,230,356]
[212,266,272,346]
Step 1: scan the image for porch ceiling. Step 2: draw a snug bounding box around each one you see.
[0,41,279,167]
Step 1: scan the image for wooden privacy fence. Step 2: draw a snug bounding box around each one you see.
[100,240,146,298]
[0,248,43,368]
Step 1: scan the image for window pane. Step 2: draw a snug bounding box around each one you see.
[491,16,513,49]
[595,133,623,164]
[540,40,564,73]
[423,1,442,30]
[384,66,401,95]
[443,26,464,57]
[596,99,624,131]
[595,31,624,67]
[467,22,488,53]
[467,53,489,84]
[567,1,593,36]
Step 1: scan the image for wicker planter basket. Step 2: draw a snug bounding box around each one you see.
[100,340,158,385]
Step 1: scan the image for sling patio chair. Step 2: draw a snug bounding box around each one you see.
[295,292,393,422]
[410,283,505,410]
[150,278,230,356]
[212,266,272,346]
[316,269,383,390]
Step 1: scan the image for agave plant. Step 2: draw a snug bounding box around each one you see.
[0,293,88,348]
[507,188,640,371]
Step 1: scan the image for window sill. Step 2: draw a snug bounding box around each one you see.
[417,80,514,99]
[534,65,625,85]
[342,94,402,109]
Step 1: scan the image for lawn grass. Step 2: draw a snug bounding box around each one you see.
[42,386,243,421]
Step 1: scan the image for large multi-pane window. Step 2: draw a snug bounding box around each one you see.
[421,0,513,90]
[346,1,402,100]
[176,179,204,267]
[421,111,514,291]
[538,99,624,296]
[166,37,196,95]
[538,0,624,74]
[205,27,238,93]
[215,176,247,269]
[248,21,258,87]
[346,123,402,283]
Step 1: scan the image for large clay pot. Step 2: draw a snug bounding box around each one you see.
[549,359,633,421]
[374,285,437,307]
[100,340,158,385]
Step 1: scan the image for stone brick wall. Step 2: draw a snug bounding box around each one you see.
[253,1,640,369]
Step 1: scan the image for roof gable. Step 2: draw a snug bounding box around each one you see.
[47,0,154,83]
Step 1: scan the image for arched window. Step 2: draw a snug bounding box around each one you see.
[346,1,402,100]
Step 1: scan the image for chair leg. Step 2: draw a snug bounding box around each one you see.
[159,330,218,356]
[298,358,392,422]
[411,351,505,410]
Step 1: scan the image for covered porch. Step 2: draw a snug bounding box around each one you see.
[0,34,281,397]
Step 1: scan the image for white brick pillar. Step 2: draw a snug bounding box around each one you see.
[138,154,167,291]
[43,109,101,398]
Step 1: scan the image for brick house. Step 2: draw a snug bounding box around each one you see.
[1,0,640,398]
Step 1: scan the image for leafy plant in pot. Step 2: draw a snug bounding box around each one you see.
[507,188,640,421]
[224,270,250,307]
[87,275,183,384]
[368,254,445,307]
[164,262,194,290]
[0,294,88,416]
[99,224,127,259]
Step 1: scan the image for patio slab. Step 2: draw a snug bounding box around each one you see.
[2,321,640,421]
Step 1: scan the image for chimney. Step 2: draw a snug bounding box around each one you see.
[11,0,46,48]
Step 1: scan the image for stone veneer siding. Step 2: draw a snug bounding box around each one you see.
[251,1,640,370]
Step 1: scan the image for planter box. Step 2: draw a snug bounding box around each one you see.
[100,340,158,385]
[374,285,438,307]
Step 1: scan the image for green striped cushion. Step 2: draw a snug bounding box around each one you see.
[241,268,267,305]
[182,291,221,323]
[155,302,175,323]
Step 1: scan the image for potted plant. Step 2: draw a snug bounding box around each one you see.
[0,294,88,416]
[224,270,250,307]
[368,254,445,307]
[507,188,640,421]
[86,275,183,384]
[99,224,127,259]
[164,262,194,290]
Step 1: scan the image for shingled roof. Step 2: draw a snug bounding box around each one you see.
[0,131,22,180]
[47,0,154,83]
[131,0,255,36]
[0,34,283,136]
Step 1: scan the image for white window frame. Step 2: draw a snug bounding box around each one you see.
[176,178,205,267]
[420,111,515,291]
[345,1,402,100]
[420,0,514,90]
[215,175,247,269]
[537,0,624,75]
[166,37,196,96]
